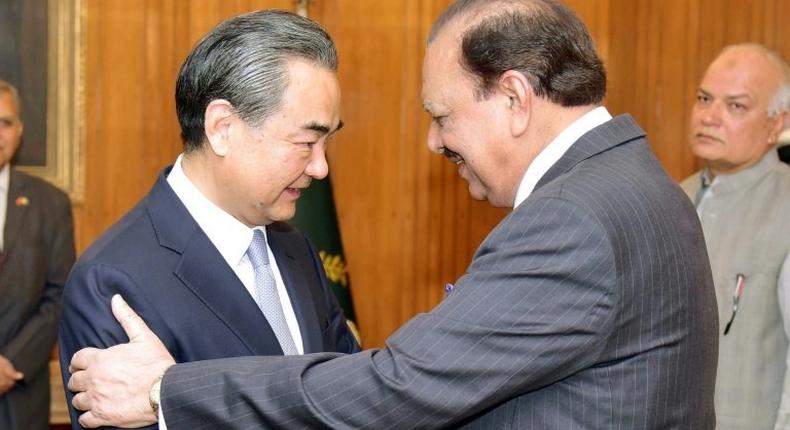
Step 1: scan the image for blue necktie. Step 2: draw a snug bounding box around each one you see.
[246,230,298,355]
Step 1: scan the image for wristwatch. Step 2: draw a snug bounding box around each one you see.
[149,374,164,416]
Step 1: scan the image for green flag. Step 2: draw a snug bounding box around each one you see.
[290,176,358,332]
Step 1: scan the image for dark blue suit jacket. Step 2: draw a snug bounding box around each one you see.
[58,167,359,429]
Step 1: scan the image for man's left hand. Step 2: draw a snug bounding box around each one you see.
[68,295,175,428]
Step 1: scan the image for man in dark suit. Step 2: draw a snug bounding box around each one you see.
[66,1,719,428]
[0,80,75,430]
[57,10,358,430]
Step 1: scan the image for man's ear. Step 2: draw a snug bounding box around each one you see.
[204,99,233,156]
[767,111,788,146]
[498,70,532,137]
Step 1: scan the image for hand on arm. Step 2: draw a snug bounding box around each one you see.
[0,354,23,394]
[68,295,175,428]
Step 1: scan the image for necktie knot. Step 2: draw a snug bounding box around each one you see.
[247,229,271,268]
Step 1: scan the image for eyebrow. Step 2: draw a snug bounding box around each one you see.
[698,88,753,101]
[304,120,344,135]
[423,101,449,117]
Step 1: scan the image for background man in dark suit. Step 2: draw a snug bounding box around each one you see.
[66,1,718,428]
[0,79,75,430]
[57,10,358,430]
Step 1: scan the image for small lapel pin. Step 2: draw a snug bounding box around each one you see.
[15,196,29,207]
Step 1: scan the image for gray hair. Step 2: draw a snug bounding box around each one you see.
[0,79,21,111]
[720,43,790,118]
[176,10,337,151]
[771,81,790,118]
[428,0,606,106]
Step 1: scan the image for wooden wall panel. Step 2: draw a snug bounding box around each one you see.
[604,0,790,181]
[76,0,296,252]
[312,0,790,347]
[309,0,510,346]
[70,0,790,352]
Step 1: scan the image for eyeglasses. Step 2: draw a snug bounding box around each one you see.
[723,273,746,336]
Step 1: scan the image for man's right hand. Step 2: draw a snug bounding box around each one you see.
[0,354,23,394]
[68,295,175,428]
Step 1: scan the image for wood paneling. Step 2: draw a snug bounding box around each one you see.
[310,0,509,346]
[75,0,296,252]
[71,0,790,351]
[603,0,790,180]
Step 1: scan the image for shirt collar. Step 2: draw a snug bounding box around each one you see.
[0,163,9,192]
[513,106,612,208]
[166,154,264,268]
[702,149,782,196]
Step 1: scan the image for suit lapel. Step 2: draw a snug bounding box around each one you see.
[146,168,284,356]
[174,232,284,355]
[268,226,322,354]
[535,114,646,191]
[3,170,29,257]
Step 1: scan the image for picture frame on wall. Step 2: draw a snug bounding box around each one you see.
[0,0,85,201]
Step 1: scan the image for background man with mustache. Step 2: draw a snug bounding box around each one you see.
[681,43,790,429]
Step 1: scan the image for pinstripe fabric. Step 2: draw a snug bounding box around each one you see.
[162,115,718,429]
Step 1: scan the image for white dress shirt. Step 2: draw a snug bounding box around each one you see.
[513,106,612,207]
[166,155,304,354]
[0,164,9,250]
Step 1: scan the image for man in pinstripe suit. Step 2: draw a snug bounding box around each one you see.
[67,0,719,428]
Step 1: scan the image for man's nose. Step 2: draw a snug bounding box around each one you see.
[698,102,722,126]
[305,145,329,179]
[427,122,443,154]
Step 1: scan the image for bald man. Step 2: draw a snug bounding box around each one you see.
[681,43,790,429]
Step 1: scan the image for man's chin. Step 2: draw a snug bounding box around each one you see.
[467,184,488,202]
[269,206,297,223]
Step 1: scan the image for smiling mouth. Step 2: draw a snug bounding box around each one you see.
[440,147,464,165]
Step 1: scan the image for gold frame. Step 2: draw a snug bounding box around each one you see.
[18,0,85,202]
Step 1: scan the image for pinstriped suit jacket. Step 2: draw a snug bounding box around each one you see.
[162,115,719,429]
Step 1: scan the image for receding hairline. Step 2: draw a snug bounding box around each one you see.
[717,43,790,83]
[710,43,790,118]
[428,0,545,44]
[0,80,21,112]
